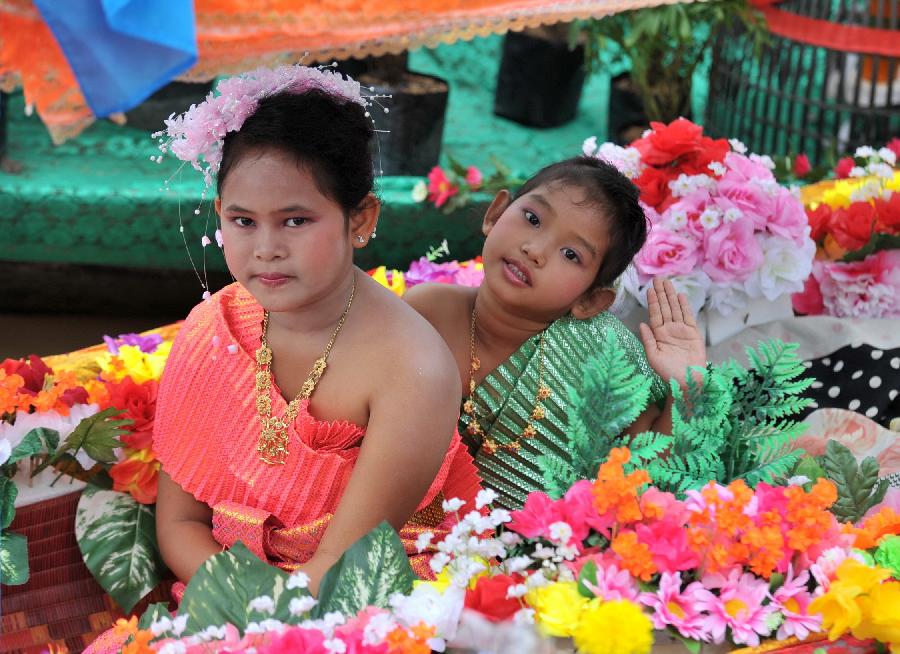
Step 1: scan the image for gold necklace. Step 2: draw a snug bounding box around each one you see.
[462,307,551,455]
[255,276,357,465]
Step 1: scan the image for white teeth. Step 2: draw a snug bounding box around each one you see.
[508,262,528,284]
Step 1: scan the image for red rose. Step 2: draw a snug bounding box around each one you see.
[806,204,833,242]
[834,157,855,179]
[830,202,876,251]
[1,355,51,393]
[792,274,825,316]
[793,153,812,178]
[104,376,158,450]
[464,574,524,622]
[874,192,900,234]
[634,166,675,211]
[633,118,705,166]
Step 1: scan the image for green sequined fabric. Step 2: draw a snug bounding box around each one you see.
[459,312,666,510]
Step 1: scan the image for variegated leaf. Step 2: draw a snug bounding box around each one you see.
[179,542,310,634]
[75,483,164,612]
[314,521,415,617]
[0,476,17,530]
[0,529,29,585]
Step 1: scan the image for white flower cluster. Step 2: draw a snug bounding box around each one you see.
[582,137,644,180]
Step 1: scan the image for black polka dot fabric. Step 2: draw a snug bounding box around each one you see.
[800,344,900,428]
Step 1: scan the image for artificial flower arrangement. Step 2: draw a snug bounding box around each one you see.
[583,119,816,344]
[114,444,900,654]
[369,241,484,296]
[411,156,524,214]
[0,331,171,598]
[791,145,900,318]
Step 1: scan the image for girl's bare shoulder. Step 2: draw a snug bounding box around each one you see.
[354,279,461,388]
[403,282,474,334]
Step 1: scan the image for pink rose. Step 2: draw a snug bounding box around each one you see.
[718,153,777,229]
[464,165,483,189]
[768,189,810,244]
[702,219,765,283]
[817,250,900,318]
[635,227,701,277]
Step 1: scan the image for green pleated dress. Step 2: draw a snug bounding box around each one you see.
[459,311,667,510]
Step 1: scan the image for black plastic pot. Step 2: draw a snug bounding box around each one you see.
[338,53,448,176]
[493,29,586,128]
[124,81,214,132]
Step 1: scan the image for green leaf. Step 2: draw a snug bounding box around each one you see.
[577,559,599,598]
[179,542,310,635]
[138,603,173,631]
[793,455,826,486]
[59,408,131,465]
[75,484,165,612]
[823,440,889,524]
[673,632,702,654]
[0,476,17,530]
[314,521,416,617]
[8,428,60,465]
[842,232,900,262]
[0,529,29,585]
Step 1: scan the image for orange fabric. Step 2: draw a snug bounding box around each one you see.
[153,282,482,573]
[0,0,689,143]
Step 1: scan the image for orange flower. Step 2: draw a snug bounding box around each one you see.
[386,623,435,654]
[847,507,900,550]
[122,629,154,654]
[0,370,24,414]
[612,530,657,581]
[110,448,160,504]
[785,479,838,552]
[742,522,785,578]
[83,378,111,407]
[592,448,650,524]
[113,616,139,638]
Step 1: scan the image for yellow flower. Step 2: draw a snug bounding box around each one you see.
[854,581,900,649]
[369,266,406,296]
[572,599,653,654]
[99,342,172,383]
[808,559,893,641]
[525,581,588,637]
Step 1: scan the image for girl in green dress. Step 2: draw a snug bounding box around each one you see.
[405,156,707,508]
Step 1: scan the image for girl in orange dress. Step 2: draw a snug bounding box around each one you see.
[149,67,481,592]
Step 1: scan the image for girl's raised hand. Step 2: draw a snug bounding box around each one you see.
[638,277,707,386]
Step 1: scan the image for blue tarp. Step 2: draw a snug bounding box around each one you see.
[34,0,197,117]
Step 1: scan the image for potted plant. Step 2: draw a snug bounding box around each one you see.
[493,23,587,128]
[575,0,765,140]
[338,53,449,176]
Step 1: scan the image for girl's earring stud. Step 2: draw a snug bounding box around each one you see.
[356,235,365,243]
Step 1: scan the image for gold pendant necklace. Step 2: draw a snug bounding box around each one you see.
[462,307,551,455]
[255,276,356,465]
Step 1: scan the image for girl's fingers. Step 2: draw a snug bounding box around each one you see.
[653,278,673,323]
[639,322,657,352]
[647,286,663,328]
[664,279,683,323]
[678,292,697,328]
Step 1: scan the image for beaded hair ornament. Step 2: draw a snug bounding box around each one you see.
[152,64,386,301]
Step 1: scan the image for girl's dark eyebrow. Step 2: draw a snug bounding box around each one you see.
[573,235,598,259]
[225,204,313,213]
[528,193,555,215]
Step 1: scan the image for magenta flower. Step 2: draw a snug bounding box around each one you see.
[640,572,713,641]
[103,332,164,355]
[427,166,459,208]
[697,568,777,647]
[771,567,821,641]
[507,491,564,539]
[635,518,700,573]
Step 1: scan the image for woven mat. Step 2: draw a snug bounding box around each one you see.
[0,492,172,654]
